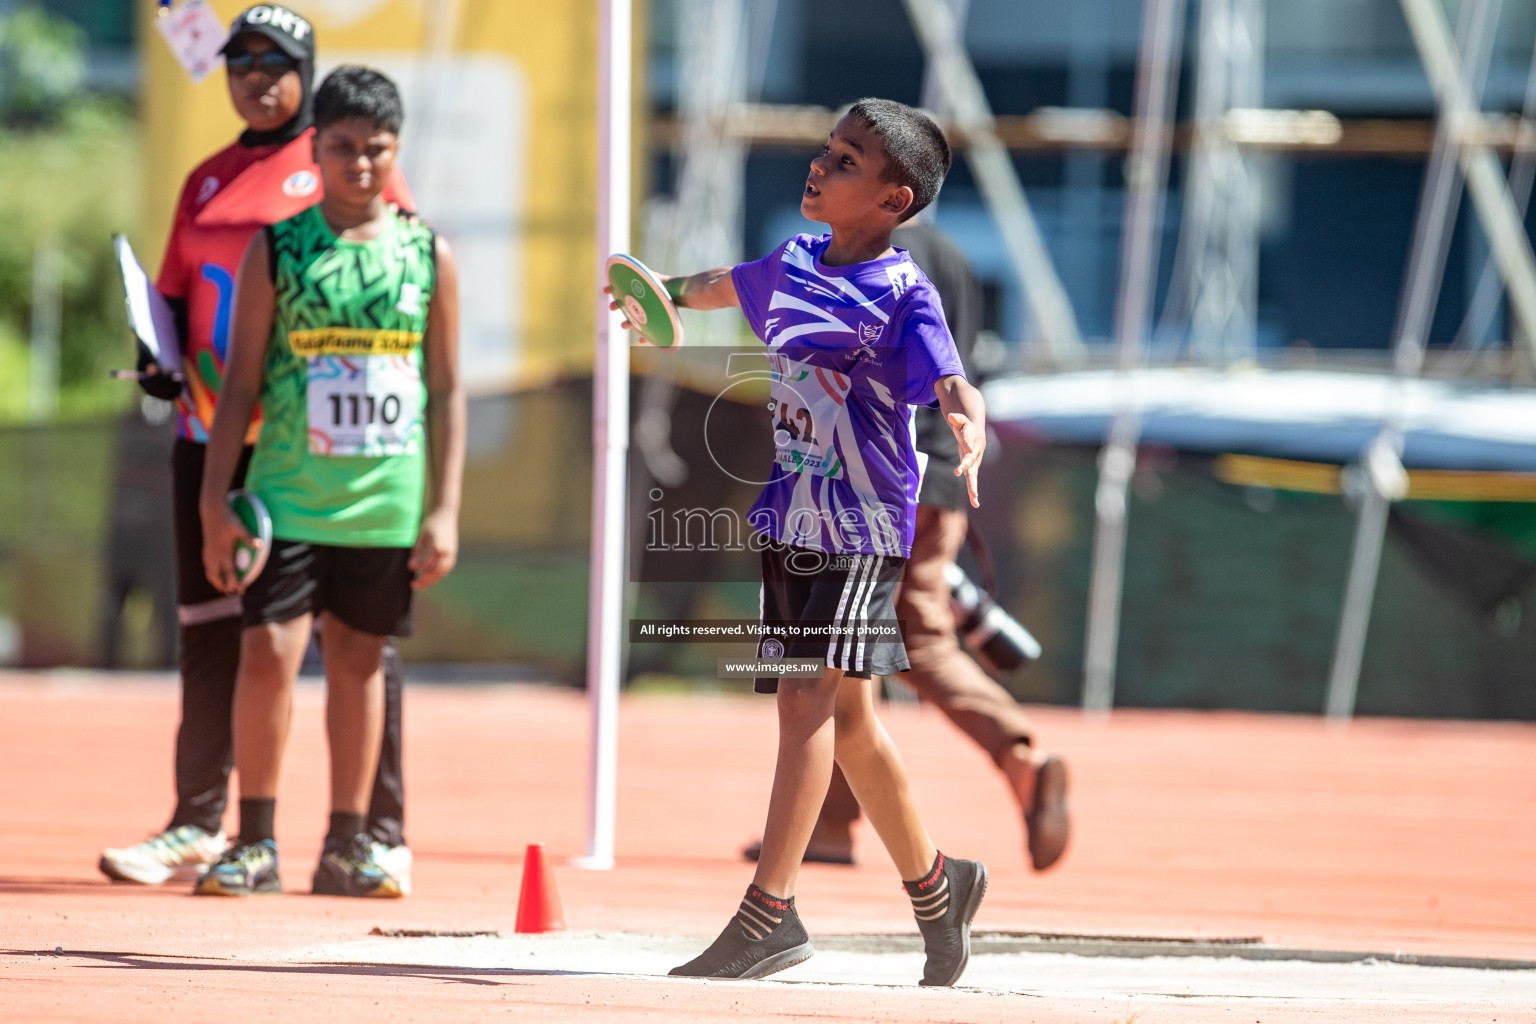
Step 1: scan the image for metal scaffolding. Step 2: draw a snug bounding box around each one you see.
[1080,0,1187,713]
[653,0,751,334]
[903,0,1086,364]
[1160,0,1264,365]
[1324,0,1519,721]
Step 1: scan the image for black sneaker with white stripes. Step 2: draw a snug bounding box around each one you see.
[669,885,814,979]
[904,852,989,986]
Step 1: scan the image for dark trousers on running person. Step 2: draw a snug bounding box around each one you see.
[819,502,1035,826]
[167,438,406,846]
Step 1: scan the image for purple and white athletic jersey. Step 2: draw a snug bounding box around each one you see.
[731,232,966,557]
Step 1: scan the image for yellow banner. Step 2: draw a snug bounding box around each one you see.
[289,327,421,357]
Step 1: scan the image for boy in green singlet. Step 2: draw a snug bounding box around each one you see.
[197,67,464,897]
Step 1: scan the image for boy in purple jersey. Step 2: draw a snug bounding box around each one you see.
[611,99,988,985]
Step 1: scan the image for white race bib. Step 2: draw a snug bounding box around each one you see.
[769,358,849,479]
[305,354,422,457]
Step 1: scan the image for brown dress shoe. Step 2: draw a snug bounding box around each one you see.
[1023,754,1071,871]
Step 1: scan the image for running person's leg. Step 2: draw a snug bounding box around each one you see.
[749,762,857,864]
[811,765,861,856]
[899,506,1036,758]
[898,504,1070,870]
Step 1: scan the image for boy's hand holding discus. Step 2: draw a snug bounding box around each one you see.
[201,497,259,595]
[603,259,740,337]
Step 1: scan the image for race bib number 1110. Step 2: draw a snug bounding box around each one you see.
[306,354,422,457]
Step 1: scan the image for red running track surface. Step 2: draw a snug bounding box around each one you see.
[1,673,1532,1022]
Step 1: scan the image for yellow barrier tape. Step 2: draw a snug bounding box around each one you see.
[1214,453,1536,501]
[1215,454,1343,494]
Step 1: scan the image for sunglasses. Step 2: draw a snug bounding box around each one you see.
[225,49,298,77]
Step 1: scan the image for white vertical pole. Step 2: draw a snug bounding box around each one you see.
[29,235,62,423]
[575,0,631,871]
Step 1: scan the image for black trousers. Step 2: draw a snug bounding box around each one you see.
[167,439,406,846]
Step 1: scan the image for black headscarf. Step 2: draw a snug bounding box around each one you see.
[235,38,314,148]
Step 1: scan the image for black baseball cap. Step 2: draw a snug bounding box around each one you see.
[220,4,315,61]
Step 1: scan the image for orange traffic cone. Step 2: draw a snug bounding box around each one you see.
[514,842,567,933]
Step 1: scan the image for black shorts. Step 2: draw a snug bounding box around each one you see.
[755,542,908,693]
[242,539,414,638]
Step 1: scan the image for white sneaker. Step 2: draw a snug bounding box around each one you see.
[99,824,227,885]
[372,842,413,895]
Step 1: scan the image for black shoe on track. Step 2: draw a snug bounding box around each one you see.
[910,854,988,986]
[669,886,814,979]
[193,839,281,896]
[311,833,403,898]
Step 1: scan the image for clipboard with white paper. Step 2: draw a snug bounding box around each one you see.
[114,234,182,376]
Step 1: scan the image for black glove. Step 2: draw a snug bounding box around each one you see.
[135,343,183,401]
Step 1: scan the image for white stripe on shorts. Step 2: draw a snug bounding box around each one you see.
[830,554,875,670]
[826,555,859,668]
[853,555,884,668]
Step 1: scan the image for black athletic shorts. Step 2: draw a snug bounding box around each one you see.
[242,539,415,638]
[754,541,909,693]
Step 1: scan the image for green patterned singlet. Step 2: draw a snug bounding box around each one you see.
[245,204,437,547]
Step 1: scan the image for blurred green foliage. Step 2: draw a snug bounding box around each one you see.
[0,5,141,425]
[31,0,133,49]
[0,102,141,424]
[0,4,87,124]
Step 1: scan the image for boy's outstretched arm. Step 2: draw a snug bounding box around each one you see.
[935,374,986,508]
[604,266,738,325]
[198,231,274,594]
[413,236,466,590]
[663,267,739,310]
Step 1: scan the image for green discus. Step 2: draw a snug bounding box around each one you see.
[605,254,685,348]
[227,489,273,586]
